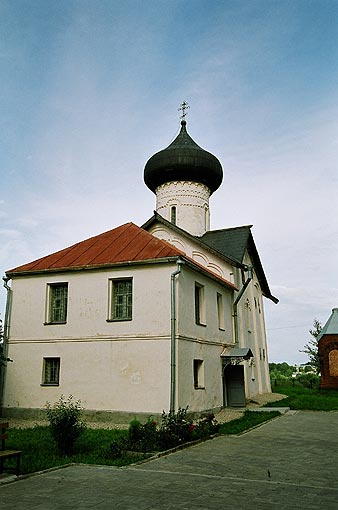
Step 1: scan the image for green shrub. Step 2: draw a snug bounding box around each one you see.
[46,395,86,455]
[296,372,320,389]
[108,408,197,457]
[128,417,158,452]
[128,418,143,444]
[158,407,193,449]
[193,413,219,439]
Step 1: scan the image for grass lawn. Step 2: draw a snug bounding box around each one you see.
[269,385,338,411]
[5,411,280,476]
[5,427,133,475]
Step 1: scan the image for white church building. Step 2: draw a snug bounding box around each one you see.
[1,116,278,420]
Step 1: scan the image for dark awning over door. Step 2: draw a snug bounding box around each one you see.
[220,347,253,361]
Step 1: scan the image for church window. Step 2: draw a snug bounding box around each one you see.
[195,283,205,325]
[42,357,60,386]
[46,283,68,324]
[170,206,177,225]
[193,359,205,389]
[217,292,225,330]
[110,278,132,321]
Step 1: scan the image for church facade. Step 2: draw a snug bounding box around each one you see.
[1,117,278,419]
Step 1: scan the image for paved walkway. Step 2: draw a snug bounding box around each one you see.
[1,411,337,509]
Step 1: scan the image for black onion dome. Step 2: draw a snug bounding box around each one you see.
[144,120,223,194]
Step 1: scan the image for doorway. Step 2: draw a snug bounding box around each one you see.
[223,364,245,407]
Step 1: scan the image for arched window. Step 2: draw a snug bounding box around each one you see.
[170,206,177,225]
[329,349,338,377]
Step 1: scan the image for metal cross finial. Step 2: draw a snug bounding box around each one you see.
[178,101,190,120]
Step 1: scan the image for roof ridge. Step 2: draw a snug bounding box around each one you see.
[203,225,253,235]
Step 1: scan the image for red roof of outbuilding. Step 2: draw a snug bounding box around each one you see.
[7,223,184,275]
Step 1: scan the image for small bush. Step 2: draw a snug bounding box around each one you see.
[128,418,158,453]
[107,408,197,457]
[46,395,86,455]
[158,407,193,449]
[193,413,219,439]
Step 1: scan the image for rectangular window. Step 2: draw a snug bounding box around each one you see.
[47,283,68,324]
[195,283,205,325]
[110,278,132,321]
[217,292,225,330]
[42,357,60,385]
[193,359,204,389]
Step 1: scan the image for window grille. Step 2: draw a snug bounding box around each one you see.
[48,283,68,323]
[111,279,132,320]
[43,357,60,385]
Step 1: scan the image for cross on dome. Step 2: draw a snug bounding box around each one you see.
[178,100,190,120]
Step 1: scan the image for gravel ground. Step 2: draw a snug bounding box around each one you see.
[2,393,286,429]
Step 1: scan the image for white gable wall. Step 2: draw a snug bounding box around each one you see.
[147,223,234,284]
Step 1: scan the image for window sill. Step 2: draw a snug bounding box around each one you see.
[106,318,132,322]
[44,322,67,326]
[40,383,59,387]
[195,322,206,327]
[194,386,205,390]
[218,327,225,331]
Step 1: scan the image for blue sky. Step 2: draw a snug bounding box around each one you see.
[1,0,337,364]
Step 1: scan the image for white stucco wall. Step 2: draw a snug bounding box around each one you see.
[233,253,272,396]
[177,340,224,412]
[4,264,176,414]
[8,264,173,341]
[4,338,171,413]
[173,265,234,412]
[176,266,233,344]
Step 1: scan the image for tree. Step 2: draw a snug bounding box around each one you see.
[299,319,322,374]
[0,319,13,366]
[269,362,294,379]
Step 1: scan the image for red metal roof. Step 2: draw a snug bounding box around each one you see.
[7,223,184,274]
[7,222,237,290]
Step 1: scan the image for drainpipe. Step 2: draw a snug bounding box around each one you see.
[233,266,253,345]
[170,258,184,413]
[0,276,12,412]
